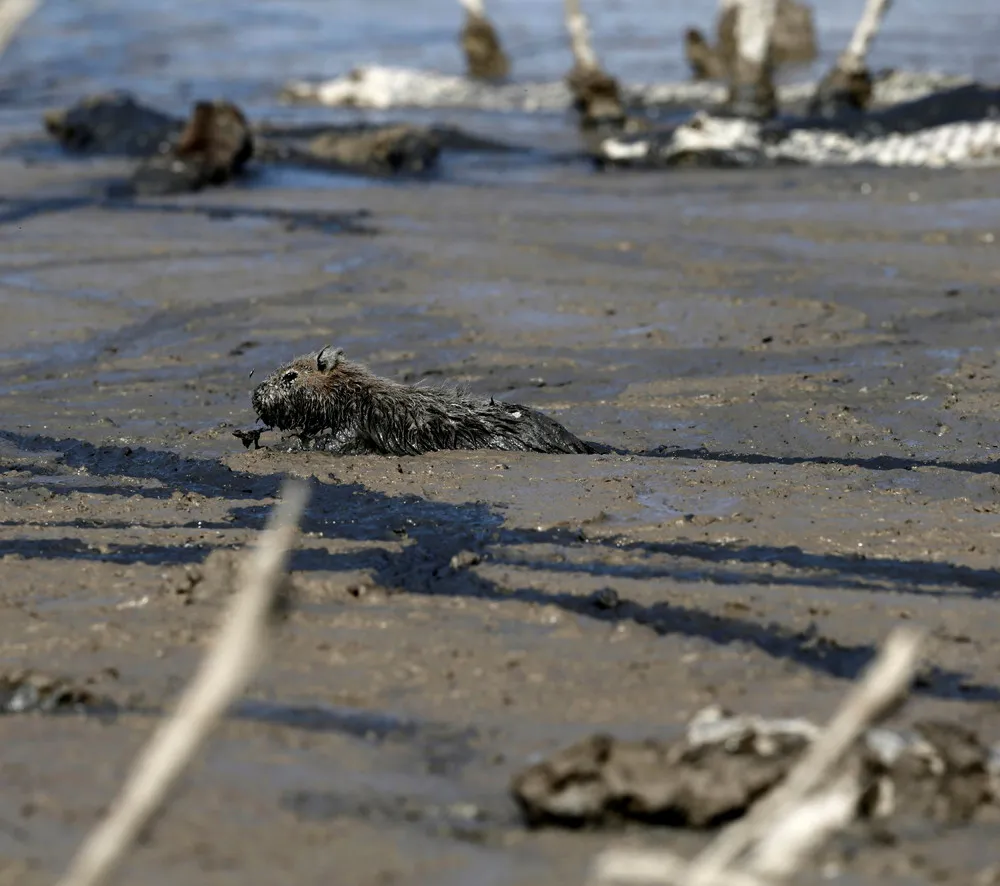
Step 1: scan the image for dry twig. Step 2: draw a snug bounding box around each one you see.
[0,0,39,57]
[55,479,310,886]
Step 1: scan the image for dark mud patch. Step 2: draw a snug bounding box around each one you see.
[0,193,376,234]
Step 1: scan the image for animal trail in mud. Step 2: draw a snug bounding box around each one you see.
[240,345,607,456]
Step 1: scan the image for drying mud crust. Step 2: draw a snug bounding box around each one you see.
[248,345,603,455]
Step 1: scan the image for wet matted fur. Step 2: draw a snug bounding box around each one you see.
[251,345,603,456]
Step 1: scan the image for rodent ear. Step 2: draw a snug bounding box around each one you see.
[316,346,344,372]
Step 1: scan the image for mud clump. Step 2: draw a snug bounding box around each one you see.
[247,344,605,456]
[45,94,252,195]
[164,548,241,606]
[44,91,180,156]
[43,93,449,189]
[807,66,875,119]
[511,707,1000,830]
[512,719,811,829]
[131,100,253,196]
[567,65,627,130]
[460,11,510,81]
[303,125,440,176]
[0,669,116,715]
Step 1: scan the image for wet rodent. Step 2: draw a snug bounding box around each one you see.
[248,345,606,456]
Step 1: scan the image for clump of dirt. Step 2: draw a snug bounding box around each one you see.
[303,125,440,175]
[0,669,117,715]
[43,91,179,155]
[163,548,296,619]
[511,706,1000,829]
[131,100,253,195]
[164,548,242,606]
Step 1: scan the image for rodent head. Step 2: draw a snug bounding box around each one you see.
[251,345,347,434]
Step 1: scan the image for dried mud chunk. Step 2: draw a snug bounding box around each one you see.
[305,125,440,175]
[566,66,626,129]
[460,12,510,81]
[131,100,253,195]
[514,709,1000,832]
[510,728,809,828]
[165,548,240,605]
[874,720,994,823]
[807,66,874,120]
[44,92,180,156]
[0,670,109,714]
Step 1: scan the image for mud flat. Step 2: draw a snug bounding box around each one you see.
[2,150,1000,885]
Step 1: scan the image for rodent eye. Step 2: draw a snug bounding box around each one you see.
[282,370,299,384]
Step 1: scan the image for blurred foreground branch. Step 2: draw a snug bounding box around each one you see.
[55,479,310,886]
[0,0,39,57]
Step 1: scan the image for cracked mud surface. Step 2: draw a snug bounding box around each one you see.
[3,145,1000,884]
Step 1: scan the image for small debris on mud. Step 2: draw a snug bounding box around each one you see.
[588,587,621,610]
[449,550,482,571]
[165,548,298,618]
[511,706,1000,829]
[233,428,264,450]
[162,549,241,606]
[0,670,115,715]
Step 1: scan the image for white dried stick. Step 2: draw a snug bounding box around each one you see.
[0,0,39,57]
[564,0,599,71]
[55,479,310,886]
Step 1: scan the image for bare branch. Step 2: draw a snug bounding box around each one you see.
[564,0,599,71]
[458,0,486,18]
[839,0,893,74]
[0,0,39,57]
[733,0,778,68]
[55,479,310,886]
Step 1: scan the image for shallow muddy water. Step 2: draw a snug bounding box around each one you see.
[2,3,1000,886]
